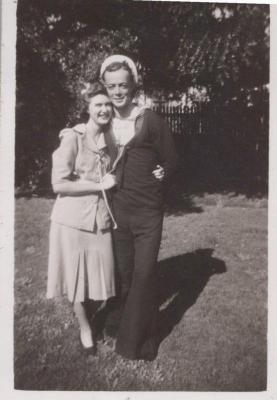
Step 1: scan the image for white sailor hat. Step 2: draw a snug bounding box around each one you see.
[100,54,138,85]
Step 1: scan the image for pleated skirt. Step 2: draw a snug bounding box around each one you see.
[47,222,116,303]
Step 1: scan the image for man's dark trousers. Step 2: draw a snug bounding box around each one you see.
[113,205,163,360]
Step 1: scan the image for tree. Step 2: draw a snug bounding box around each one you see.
[175,4,269,101]
[16,0,269,191]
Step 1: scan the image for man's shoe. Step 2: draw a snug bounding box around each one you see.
[138,339,158,361]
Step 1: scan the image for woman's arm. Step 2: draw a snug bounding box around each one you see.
[52,129,116,196]
[53,174,117,195]
[52,180,101,196]
[152,164,165,181]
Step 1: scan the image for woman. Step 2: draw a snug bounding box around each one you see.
[46,81,117,355]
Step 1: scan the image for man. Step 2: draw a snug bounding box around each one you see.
[100,55,178,360]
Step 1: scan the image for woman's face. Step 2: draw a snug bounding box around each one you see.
[103,68,135,111]
[88,94,113,126]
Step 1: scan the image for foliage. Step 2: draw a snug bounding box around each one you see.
[16,0,269,191]
[176,4,269,101]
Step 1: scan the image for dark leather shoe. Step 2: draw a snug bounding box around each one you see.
[79,333,97,356]
[138,339,158,361]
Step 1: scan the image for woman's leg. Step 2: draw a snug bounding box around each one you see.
[73,301,94,348]
[74,300,110,348]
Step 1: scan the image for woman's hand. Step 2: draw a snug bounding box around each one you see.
[101,173,117,190]
[152,164,165,181]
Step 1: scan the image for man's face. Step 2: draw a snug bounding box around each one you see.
[103,68,134,111]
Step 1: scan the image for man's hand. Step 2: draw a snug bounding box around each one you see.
[101,173,117,190]
[152,164,165,181]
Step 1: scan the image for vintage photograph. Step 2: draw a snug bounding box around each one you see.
[13,0,269,391]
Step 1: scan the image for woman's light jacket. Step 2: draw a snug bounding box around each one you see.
[50,123,117,232]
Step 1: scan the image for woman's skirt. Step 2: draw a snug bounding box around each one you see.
[47,222,115,303]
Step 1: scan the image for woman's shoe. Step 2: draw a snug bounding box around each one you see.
[79,329,97,356]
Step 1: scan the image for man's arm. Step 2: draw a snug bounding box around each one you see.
[150,111,179,182]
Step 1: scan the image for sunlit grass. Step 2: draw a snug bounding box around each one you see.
[14,195,267,390]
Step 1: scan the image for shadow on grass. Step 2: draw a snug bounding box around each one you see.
[157,248,226,345]
[96,248,226,351]
[163,165,267,217]
[164,186,203,216]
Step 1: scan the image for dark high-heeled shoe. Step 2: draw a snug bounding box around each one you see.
[79,331,97,356]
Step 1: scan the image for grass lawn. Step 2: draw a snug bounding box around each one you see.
[14,193,267,391]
